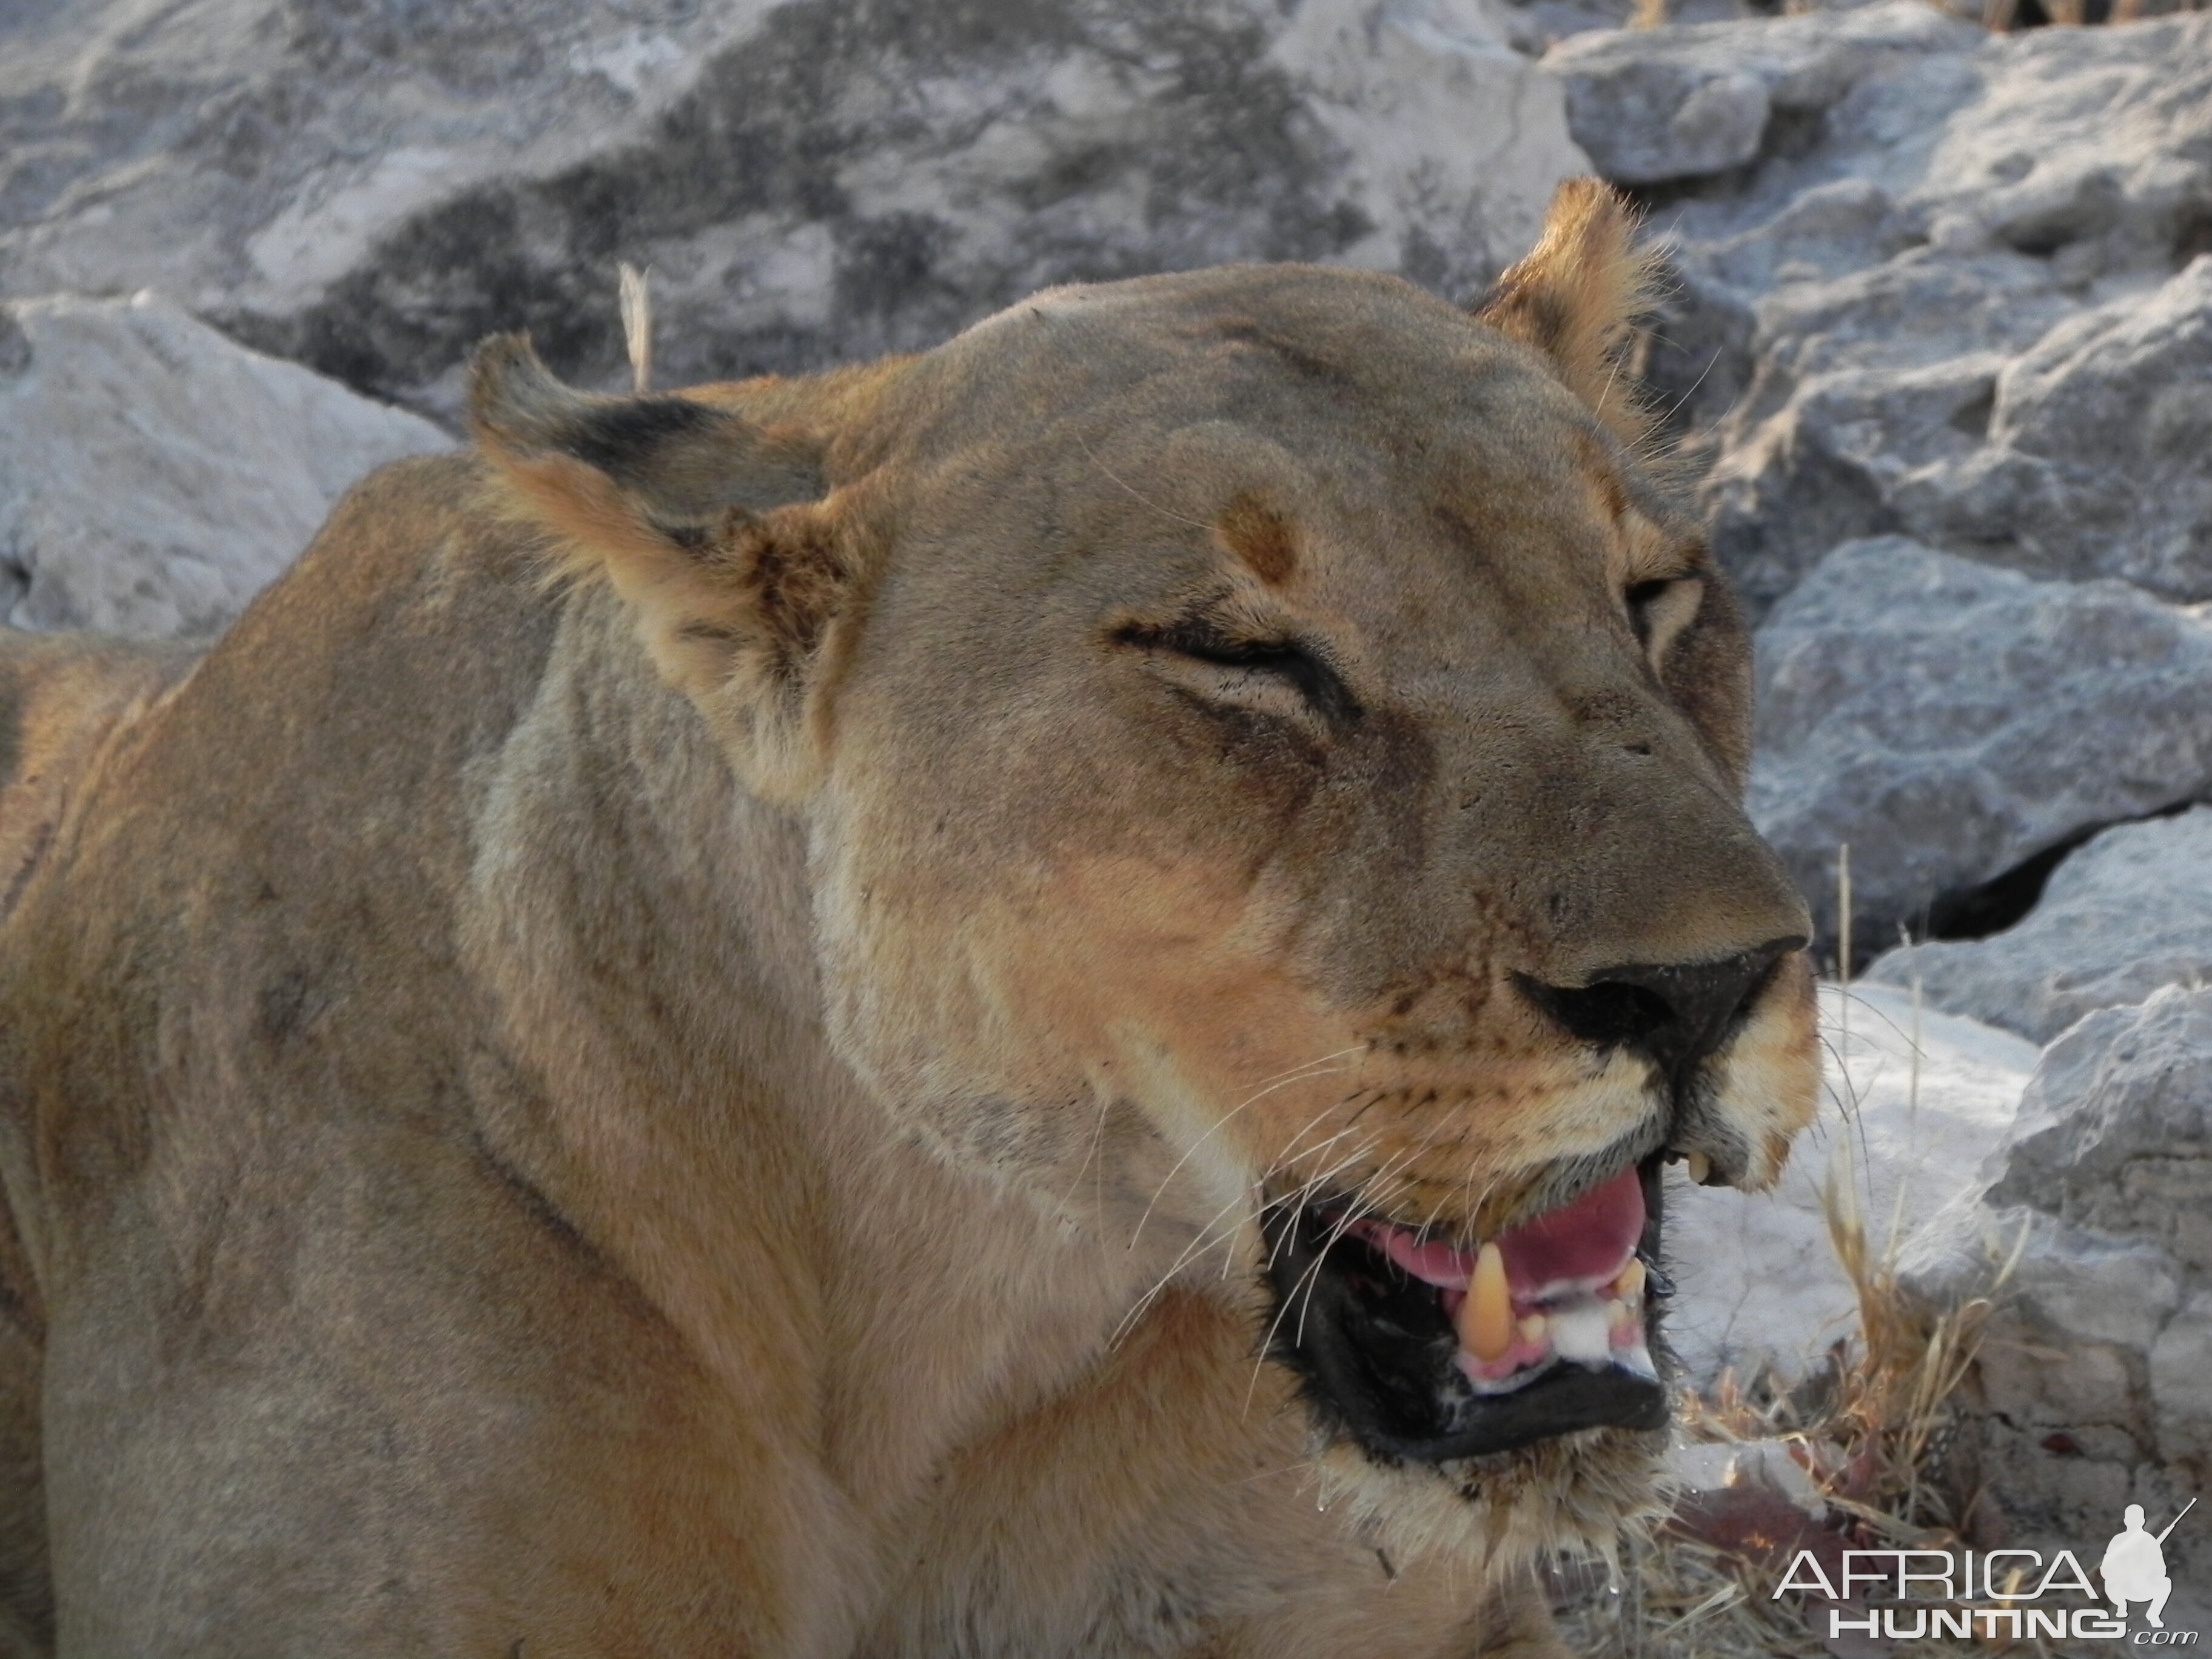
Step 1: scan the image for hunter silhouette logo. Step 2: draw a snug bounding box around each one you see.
[2106,1500,2194,1633]
[1774,1498,2200,1644]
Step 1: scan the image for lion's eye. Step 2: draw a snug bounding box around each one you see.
[1119,622,1359,723]
[1623,577,1703,662]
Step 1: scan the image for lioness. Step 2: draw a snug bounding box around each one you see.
[0,181,1816,1658]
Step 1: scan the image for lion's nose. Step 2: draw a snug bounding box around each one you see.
[1517,939,1803,1078]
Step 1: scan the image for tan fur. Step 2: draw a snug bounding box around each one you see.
[0,184,1814,1657]
[1478,178,1662,448]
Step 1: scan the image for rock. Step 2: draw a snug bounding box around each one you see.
[1895,256,2212,602]
[1986,987,2212,1265]
[1865,806,2212,1045]
[0,291,449,638]
[1746,537,2212,954]
[1494,0,1763,64]
[1664,979,2036,1387]
[1541,2,1976,185]
[1579,6,2212,615]
[2150,1293,2212,1466]
[1907,987,2212,1629]
[0,0,1587,417]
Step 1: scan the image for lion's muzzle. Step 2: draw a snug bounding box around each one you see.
[1256,936,1812,1466]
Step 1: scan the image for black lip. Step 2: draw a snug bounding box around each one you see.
[1258,1159,1670,1464]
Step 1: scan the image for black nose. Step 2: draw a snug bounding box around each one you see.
[1517,938,1801,1078]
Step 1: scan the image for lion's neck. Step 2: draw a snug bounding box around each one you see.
[458,590,1214,1531]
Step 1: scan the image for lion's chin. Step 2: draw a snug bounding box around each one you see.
[1258,1156,1677,1569]
[1305,1415,1671,1578]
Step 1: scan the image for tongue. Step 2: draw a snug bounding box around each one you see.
[1359,1167,1645,1295]
[1495,1167,1644,1296]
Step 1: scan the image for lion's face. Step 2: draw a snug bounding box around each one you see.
[472,183,1818,1561]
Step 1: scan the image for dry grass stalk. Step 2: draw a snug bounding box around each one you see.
[618,262,653,394]
[1629,0,1669,32]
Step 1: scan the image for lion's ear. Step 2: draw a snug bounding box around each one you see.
[468,334,853,801]
[1477,178,1658,445]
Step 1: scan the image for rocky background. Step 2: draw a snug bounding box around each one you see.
[5,0,2212,1643]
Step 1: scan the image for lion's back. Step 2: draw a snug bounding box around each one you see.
[0,611,202,1659]
[0,450,574,1655]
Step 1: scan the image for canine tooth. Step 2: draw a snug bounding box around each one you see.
[1518,1313,1548,1346]
[1686,1151,1712,1185]
[1461,1242,1512,1362]
[1606,1296,1635,1332]
[1614,1258,1646,1302]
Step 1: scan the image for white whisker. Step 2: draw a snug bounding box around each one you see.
[1125,1049,1364,1253]
[1245,1141,1424,1410]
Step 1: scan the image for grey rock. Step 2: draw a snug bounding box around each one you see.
[2003,1216,2183,1354]
[1495,0,1765,62]
[1592,7,2212,615]
[1895,257,2212,601]
[0,0,1588,417]
[1866,806,2212,1045]
[1885,17,2212,271]
[1986,988,2212,1271]
[1541,2,1975,184]
[2150,1292,2212,1465]
[1748,537,2212,953]
[1904,988,2212,1589]
[0,291,449,638]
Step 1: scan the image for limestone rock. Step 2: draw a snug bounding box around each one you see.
[1986,987,2212,1267]
[1746,537,2212,953]
[1895,257,2212,602]
[1908,988,2212,1617]
[1579,6,2212,615]
[1541,2,1976,185]
[0,0,1587,417]
[0,292,449,638]
[1866,806,2212,1045]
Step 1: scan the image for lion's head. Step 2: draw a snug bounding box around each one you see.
[471,181,1818,1567]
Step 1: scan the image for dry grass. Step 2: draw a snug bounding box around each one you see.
[1558,1199,2016,1655]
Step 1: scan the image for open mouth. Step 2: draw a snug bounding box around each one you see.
[1259,1158,1673,1463]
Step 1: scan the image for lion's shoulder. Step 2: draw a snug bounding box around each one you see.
[0,627,199,923]
[0,447,583,1000]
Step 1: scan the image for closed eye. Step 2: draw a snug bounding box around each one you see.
[1623,576,1703,664]
[1117,620,1361,724]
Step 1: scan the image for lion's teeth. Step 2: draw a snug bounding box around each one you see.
[1517,1312,1549,1346]
[1686,1151,1712,1185]
[1605,1295,1636,1332]
[1461,1241,1513,1362]
[1548,1299,1612,1363]
[1615,1339,1658,1381]
[1612,1257,1646,1301]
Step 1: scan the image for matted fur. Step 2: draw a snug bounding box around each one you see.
[0,183,1815,1658]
